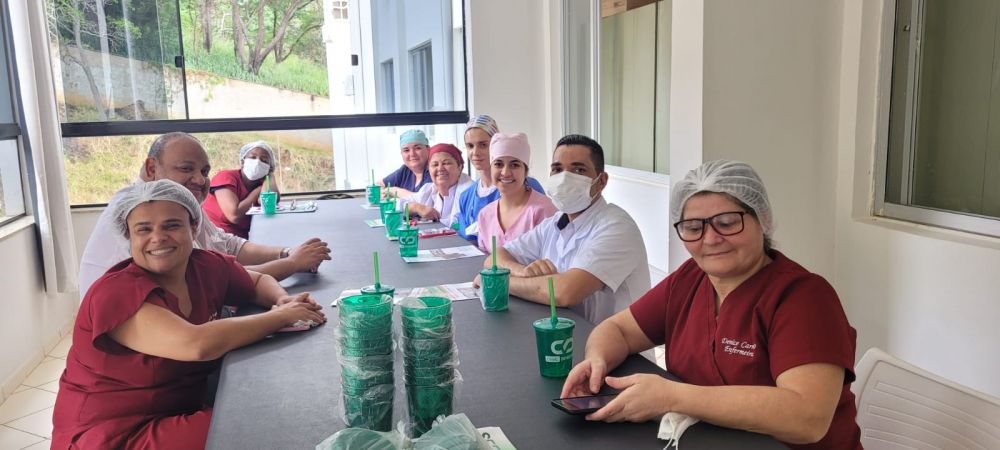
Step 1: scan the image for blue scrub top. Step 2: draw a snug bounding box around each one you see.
[455,177,545,241]
[383,165,431,192]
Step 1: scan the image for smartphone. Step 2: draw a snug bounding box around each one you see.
[550,394,619,415]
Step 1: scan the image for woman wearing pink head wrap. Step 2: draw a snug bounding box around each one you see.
[475,133,557,253]
[404,143,473,226]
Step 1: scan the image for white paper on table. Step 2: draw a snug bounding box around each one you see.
[330,281,479,307]
[478,427,517,450]
[365,219,384,227]
[360,203,381,210]
[401,245,485,263]
[246,201,317,215]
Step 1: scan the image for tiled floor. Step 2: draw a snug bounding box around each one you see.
[0,334,69,450]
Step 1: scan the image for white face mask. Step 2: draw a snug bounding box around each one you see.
[545,171,599,214]
[242,158,270,181]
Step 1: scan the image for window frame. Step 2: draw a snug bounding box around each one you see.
[873,0,1000,238]
[53,0,471,207]
[0,0,32,228]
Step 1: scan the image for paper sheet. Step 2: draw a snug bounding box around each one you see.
[247,201,317,215]
[402,245,485,263]
[478,427,517,450]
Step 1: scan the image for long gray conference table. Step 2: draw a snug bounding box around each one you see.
[205,197,782,449]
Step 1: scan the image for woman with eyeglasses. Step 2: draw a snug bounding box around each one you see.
[560,161,861,449]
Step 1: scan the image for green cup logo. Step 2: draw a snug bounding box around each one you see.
[399,235,417,246]
[550,337,573,355]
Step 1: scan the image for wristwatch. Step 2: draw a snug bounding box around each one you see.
[280,247,291,258]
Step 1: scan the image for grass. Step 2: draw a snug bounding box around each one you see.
[64,132,335,205]
[183,37,329,97]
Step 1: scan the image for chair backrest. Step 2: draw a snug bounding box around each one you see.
[852,348,1000,449]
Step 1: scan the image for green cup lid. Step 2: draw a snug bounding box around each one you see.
[533,317,575,331]
[479,267,511,276]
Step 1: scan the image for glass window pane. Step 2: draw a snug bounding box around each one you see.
[0,25,13,125]
[46,0,186,122]
[63,124,464,205]
[0,139,25,221]
[46,0,467,121]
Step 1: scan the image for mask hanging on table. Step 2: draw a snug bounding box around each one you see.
[545,171,598,214]
[242,158,270,181]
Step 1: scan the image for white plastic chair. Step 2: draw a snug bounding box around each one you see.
[852,348,1000,449]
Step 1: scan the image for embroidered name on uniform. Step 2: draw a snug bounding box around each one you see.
[720,337,756,357]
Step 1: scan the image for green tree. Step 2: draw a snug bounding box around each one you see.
[230,0,320,74]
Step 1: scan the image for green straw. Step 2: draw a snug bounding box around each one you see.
[370,169,374,185]
[264,175,270,192]
[548,277,557,326]
[491,236,497,270]
[373,251,381,289]
[404,203,409,227]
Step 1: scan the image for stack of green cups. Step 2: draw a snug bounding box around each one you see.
[338,294,395,431]
[398,297,456,437]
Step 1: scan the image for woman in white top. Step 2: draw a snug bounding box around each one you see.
[405,143,473,228]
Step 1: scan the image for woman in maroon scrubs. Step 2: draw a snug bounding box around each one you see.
[561,161,862,449]
[52,179,325,449]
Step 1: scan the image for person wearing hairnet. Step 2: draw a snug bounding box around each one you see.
[560,160,861,449]
[380,129,432,198]
[202,141,279,238]
[53,180,326,449]
[454,115,546,241]
[78,132,331,298]
[476,134,650,324]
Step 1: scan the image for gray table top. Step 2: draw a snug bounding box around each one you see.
[205,198,782,449]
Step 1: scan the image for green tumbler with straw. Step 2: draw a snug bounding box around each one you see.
[478,236,509,311]
[532,277,575,377]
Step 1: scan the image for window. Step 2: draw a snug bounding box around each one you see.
[563,0,671,175]
[878,0,1000,236]
[378,59,394,113]
[45,0,468,205]
[409,42,433,112]
[0,4,27,226]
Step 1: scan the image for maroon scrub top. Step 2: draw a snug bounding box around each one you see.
[52,249,255,449]
[630,250,862,450]
[202,169,254,238]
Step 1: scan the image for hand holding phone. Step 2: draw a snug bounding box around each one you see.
[551,394,619,415]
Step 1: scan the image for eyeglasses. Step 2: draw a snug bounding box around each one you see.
[673,211,747,242]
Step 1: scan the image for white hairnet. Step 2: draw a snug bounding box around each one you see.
[239,140,276,165]
[669,160,773,236]
[112,179,202,238]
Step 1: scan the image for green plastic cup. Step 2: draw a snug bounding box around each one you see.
[383,210,402,239]
[532,317,575,378]
[401,336,454,360]
[403,366,454,385]
[339,335,394,356]
[397,226,419,257]
[406,384,454,436]
[260,191,277,215]
[399,297,452,320]
[401,321,452,340]
[339,325,392,340]
[478,267,510,311]
[340,354,394,376]
[341,371,394,389]
[366,184,381,206]
[340,294,393,316]
[343,396,394,432]
[360,284,396,301]
[379,199,396,223]
[402,351,454,369]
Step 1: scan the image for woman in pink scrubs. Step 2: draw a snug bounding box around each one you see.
[52,180,325,449]
[476,132,556,253]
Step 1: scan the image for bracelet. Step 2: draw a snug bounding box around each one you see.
[280,247,291,258]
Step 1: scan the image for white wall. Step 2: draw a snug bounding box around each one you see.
[466,0,551,177]
[834,0,1000,396]
[0,225,77,401]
